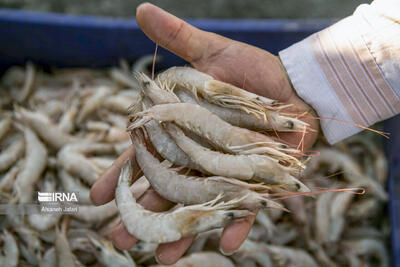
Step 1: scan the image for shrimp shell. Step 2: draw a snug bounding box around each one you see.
[131,103,301,167]
[176,88,308,132]
[134,133,284,210]
[14,126,47,203]
[166,123,308,191]
[115,160,252,243]
[0,138,25,172]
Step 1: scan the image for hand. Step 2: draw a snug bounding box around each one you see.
[90,3,319,265]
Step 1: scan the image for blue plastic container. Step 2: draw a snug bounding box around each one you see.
[0,8,398,266]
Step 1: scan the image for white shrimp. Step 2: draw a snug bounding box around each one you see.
[18,61,36,103]
[115,160,252,243]
[88,235,136,267]
[166,123,308,191]
[15,226,43,265]
[315,192,335,244]
[77,86,112,123]
[103,90,140,114]
[157,67,278,115]
[59,97,80,133]
[342,239,388,267]
[0,164,20,192]
[176,88,308,132]
[57,142,114,185]
[0,115,12,141]
[133,132,284,210]
[0,230,19,267]
[13,126,47,203]
[14,105,77,149]
[152,252,235,267]
[71,201,118,223]
[329,191,355,242]
[130,103,301,167]
[28,172,61,231]
[0,137,24,172]
[55,220,82,267]
[263,244,318,267]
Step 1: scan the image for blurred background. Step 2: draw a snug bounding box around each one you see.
[0,0,369,19]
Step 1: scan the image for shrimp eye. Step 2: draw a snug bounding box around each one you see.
[225,212,234,219]
[261,200,267,207]
[295,183,301,190]
[280,144,288,149]
[143,81,150,87]
[285,120,294,129]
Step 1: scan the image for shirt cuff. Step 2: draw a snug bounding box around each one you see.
[279,5,400,144]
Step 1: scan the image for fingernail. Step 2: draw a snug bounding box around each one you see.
[219,246,235,256]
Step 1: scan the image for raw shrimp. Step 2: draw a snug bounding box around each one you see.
[59,97,80,133]
[55,221,82,267]
[166,123,308,191]
[157,67,277,115]
[77,86,112,123]
[263,244,318,267]
[235,239,273,267]
[130,103,301,168]
[88,236,136,267]
[329,191,355,242]
[342,239,388,267]
[0,138,24,172]
[140,97,199,169]
[152,252,235,267]
[0,230,19,267]
[255,211,276,238]
[57,142,114,185]
[176,88,308,132]
[306,148,387,201]
[134,132,284,210]
[15,226,43,265]
[14,126,47,203]
[103,90,140,114]
[28,172,61,231]
[14,106,77,149]
[115,160,252,243]
[72,201,118,223]
[315,192,335,244]
[0,164,20,192]
[18,61,35,103]
[0,115,11,141]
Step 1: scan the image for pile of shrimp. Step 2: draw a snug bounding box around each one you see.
[0,58,389,266]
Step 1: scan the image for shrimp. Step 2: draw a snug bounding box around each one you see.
[115,160,252,243]
[263,244,318,267]
[176,88,308,132]
[130,103,301,168]
[57,142,114,185]
[133,131,284,210]
[315,192,335,244]
[58,165,92,204]
[71,201,118,223]
[255,211,276,238]
[59,97,80,133]
[0,230,19,267]
[0,164,20,192]
[341,239,388,267]
[140,97,199,169]
[88,235,136,267]
[329,191,355,242]
[110,68,139,89]
[15,226,43,265]
[18,61,36,103]
[152,252,235,267]
[41,247,56,267]
[14,106,77,149]
[166,123,308,191]
[0,115,12,141]
[55,220,82,267]
[103,90,140,114]
[234,239,273,267]
[0,138,24,172]
[14,126,47,203]
[157,67,278,115]
[77,86,112,123]
[28,172,61,231]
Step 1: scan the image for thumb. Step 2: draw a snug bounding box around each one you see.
[136,3,229,66]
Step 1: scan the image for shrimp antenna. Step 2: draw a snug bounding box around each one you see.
[151,43,158,80]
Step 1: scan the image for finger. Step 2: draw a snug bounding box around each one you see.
[90,146,137,205]
[156,236,195,265]
[136,3,229,66]
[219,213,257,254]
[112,189,174,249]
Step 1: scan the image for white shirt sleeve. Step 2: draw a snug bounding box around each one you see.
[279,0,400,144]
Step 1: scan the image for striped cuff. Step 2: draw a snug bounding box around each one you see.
[279,5,400,144]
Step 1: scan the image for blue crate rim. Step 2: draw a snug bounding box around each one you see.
[0,8,336,32]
